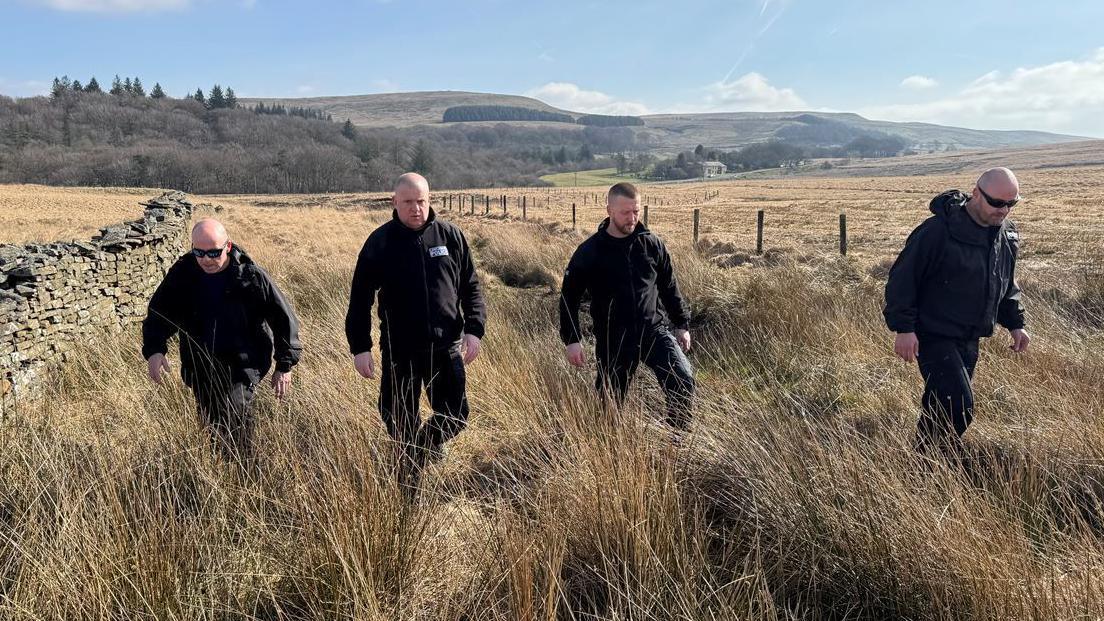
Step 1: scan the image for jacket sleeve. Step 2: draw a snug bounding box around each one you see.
[997,229,1026,331]
[883,220,942,333]
[656,240,691,331]
[141,260,184,360]
[345,237,381,355]
[457,230,487,340]
[257,268,302,372]
[559,247,590,345]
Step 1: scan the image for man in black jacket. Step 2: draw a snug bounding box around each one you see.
[346,172,486,476]
[560,182,695,430]
[884,167,1029,454]
[143,218,302,461]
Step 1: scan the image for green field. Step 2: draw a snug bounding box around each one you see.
[540,167,640,187]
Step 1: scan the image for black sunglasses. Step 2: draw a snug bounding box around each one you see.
[191,244,227,259]
[977,186,1019,210]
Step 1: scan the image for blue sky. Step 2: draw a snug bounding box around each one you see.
[2,0,1103,136]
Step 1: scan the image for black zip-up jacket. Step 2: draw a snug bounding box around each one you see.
[559,218,690,352]
[345,209,485,355]
[884,190,1025,340]
[142,246,302,387]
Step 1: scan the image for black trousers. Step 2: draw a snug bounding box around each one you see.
[379,344,469,457]
[915,336,979,451]
[596,329,695,430]
[191,377,257,462]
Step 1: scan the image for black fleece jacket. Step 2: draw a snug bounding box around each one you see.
[884,190,1025,340]
[345,209,486,355]
[559,218,690,351]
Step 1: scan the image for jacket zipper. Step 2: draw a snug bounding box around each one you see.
[418,233,431,343]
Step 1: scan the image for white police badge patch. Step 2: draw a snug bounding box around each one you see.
[429,246,449,258]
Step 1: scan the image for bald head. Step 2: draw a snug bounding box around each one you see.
[977,167,1019,199]
[967,167,1020,227]
[395,172,430,194]
[191,218,232,274]
[192,218,229,247]
[393,172,431,230]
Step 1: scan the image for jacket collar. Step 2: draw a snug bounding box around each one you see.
[597,217,647,242]
[391,207,438,233]
[929,190,1007,248]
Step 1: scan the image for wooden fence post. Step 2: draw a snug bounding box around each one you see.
[839,212,848,256]
[693,208,700,245]
[756,209,764,255]
[572,203,576,230]
[643,204,649,228]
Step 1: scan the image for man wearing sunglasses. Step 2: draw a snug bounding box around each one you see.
[142,218,302,462]
[346,172,485,484]
[884,167,1028,457]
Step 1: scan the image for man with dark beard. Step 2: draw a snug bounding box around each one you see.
[559,182,695,430]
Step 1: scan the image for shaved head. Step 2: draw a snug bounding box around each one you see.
[395,172,430,194]
[191,218,229,247]
[967,167,1021,227]
[191,218,232,274]
[976,167,1019,199]
[393,172,431,230]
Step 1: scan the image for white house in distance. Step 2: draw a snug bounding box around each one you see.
[702,161,727,177]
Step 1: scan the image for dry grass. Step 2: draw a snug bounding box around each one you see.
[3,175,1104,618]
[0,184,168,244]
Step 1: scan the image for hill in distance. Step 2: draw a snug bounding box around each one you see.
[240,90,1089,153]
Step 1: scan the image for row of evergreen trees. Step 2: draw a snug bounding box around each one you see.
[49,75,240,110]
[51,75,168,99]
[253,101,333,122]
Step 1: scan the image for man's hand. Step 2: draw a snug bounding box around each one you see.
[147,353,171,384]
[462,334,482,365]
[271,370,292,399]
[894,332,919,363]
[674,329,691,353]
[565,343,585,368]
[354,351,375,379]
[1010,328,1031,353]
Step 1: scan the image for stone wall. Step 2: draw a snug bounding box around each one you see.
[0,191,193,401]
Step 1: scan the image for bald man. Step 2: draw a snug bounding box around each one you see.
[345,173,485,480]
[142,219,302,461]
[884,168,1028,456]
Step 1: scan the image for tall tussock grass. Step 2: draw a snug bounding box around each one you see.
[2,212,1104,619]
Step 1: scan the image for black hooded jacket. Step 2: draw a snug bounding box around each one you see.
[345,208,486,355]
[559,218,690,353]
[884,190,1025,340]
[142,246,302,386]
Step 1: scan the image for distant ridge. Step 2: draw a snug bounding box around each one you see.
[240,90,1088,153]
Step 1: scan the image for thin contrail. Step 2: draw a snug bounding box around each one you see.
[723,0,790,84]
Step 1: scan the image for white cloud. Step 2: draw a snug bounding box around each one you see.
[900,75,938,89]
[30,0,190,11]
[537,51,555,63]
[368,79,398,92]
[525,82,649,115]
[698,72,806,112]
[295,85,315,94]
[0,78,51,97]
[863,48,1104,136]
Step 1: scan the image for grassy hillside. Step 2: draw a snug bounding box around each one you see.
[240,91,575,128]
[238,91,1087,153]
[639,111,1089,152]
